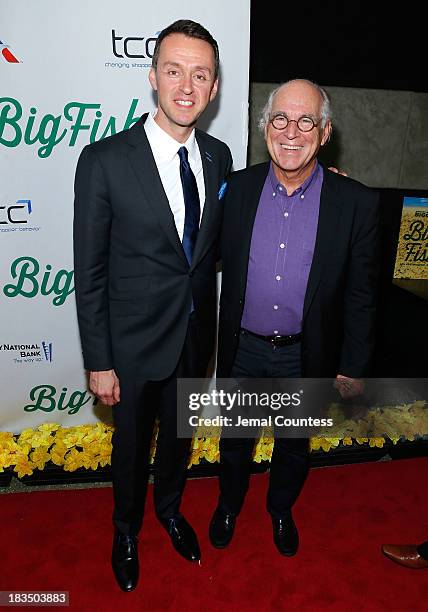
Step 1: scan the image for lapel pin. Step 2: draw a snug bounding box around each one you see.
[218,181,228,200]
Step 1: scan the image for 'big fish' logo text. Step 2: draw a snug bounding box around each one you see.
[0,97,143,158]
[24,385,98,415]
[3,256,74,306]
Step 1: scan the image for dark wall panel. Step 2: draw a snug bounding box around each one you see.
[250,3,423,92]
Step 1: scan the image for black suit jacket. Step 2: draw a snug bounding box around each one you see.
[73,114,232,381]
[217,162,380,378]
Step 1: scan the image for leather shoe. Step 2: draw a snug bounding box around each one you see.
[382,544,428,569]
[209,507,236,548]
[111,530,139,591]
[162,516,200,562]
[272,515,299,556]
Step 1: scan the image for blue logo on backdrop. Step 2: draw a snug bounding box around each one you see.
[106,29,160,70]
[42,341,53,362]
[0,340,54,364]
[0,199,41,233]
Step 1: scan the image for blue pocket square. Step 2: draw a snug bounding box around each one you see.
[218,181,228,200]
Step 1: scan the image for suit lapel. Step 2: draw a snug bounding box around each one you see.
[238,163,271,293]
[190,130,218,269]
[126,115,188,266]
[303,169,342,319]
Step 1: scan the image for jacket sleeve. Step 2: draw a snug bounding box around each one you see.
[339,189,380,378]
[73,145,114,371]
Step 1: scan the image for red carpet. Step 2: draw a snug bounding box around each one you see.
[1,458,427,611]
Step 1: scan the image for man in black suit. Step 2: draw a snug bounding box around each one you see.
[209,79,379,556]
[73,20,232,591]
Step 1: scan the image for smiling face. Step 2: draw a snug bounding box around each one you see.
[265,80,332,187]
[149,33,218,142]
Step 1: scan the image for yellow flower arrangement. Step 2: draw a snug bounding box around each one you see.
[0,400,426,478]
[0,422,116,477]
[253,430,274,462]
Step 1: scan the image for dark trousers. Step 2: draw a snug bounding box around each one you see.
[218,330,310,519]
[111,315,204,536]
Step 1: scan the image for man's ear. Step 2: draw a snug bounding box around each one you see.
[321,120,332,146]
[209,78,219,102]
[148,67,158,92]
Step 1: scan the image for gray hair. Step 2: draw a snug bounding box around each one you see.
[258,79,332,132]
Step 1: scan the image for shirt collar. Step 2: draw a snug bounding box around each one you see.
[145,111,197,163]
[268,160,321,197]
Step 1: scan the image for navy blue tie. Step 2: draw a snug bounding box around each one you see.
[178,146,200,265]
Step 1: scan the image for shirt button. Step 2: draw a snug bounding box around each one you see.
[273,305,279,310]
[276,275,281,281]
[284,212,289,217]
[300,194,305,200]
[279,186,283,191]
[274,330,279,335]
[280,243,285,248]
[273,192,276,197]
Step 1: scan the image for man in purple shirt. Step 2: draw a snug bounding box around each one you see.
[209,79,380,556]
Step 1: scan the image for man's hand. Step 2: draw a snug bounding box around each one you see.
[89,369,120,406]
[334,374,364,399]
[328,166,348,177]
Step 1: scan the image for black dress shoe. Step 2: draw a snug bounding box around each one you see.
[111,531,139,592]
[272,515,299,556]
[209,508,236,548]
[162,516,201,562]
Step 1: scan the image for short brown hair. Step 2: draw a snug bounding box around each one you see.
[151,19,219,79]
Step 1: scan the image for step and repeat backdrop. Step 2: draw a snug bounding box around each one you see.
[0,0,250,433]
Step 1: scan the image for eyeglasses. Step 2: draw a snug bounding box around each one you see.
[269,114,320,132]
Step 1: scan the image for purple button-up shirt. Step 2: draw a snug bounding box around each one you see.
[240,161,323,335]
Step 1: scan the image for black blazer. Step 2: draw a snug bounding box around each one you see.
[73,114,232,381]
[217,162,380,378]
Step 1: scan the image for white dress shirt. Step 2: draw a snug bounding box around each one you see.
[144,112,205,241]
